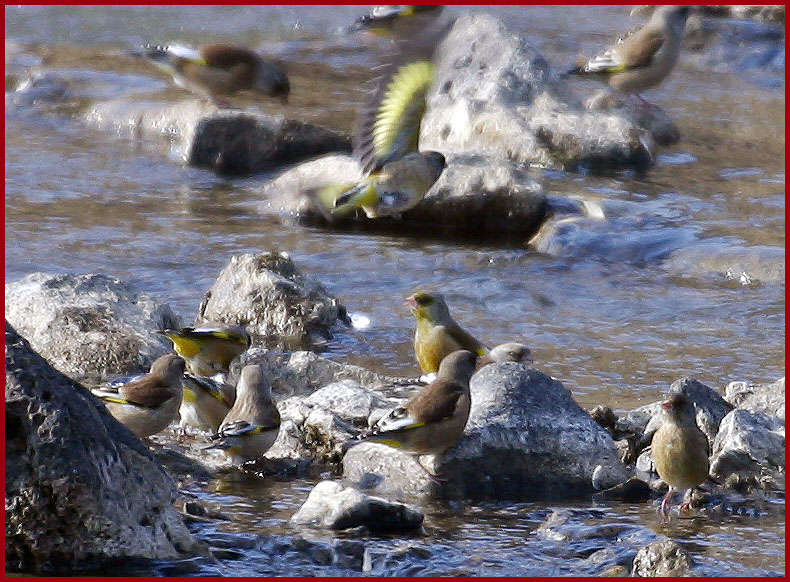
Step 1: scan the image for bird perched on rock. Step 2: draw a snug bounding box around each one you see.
[206,364,280,466]
[476,342,533,369]
[158,323,251,377]
[408,292,489,374]
[91,354,185,439]
[344,349,477,480]
[311,57,446,221]
[651,391,710,516]
[179,373,236,434]
[136,43,290,107]
[566,5,691,104]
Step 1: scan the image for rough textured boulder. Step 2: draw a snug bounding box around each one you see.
[5,322,200,573]
[343,363,629,499]
[5,272,179,377]
[290,480,423,531]
[725,377,784,420]
[709,409,785,490]
[85,99,351,175]
[631,540,694,577]
[261,153,547,239]
[197,252,349,349]
[421,15,653,172]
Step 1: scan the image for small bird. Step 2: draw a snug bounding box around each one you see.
[476,342,533,368]
[407,292,489,374]
[351,5,445,35]
[91,354,185,439]
[179,373,236,434]
[137,43,290,107]
[158,323,251,377]
[651,391,710,516]
[206,364,281,466]
[566,6,691,104]
[344,349,477,480]
[310,58,445,221]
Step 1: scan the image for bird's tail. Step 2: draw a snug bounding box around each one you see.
[310,180,376,221]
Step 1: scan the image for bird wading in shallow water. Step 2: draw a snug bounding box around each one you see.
[91,354,185,440]
[136,42,290,107]
[343,349,477,481]
[651,391,710,517]
[566,5,691,106]
[206,364,281,467]
[408,292,489,374]
[158,323,251,377]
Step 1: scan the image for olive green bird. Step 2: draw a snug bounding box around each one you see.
[343,349,477,480]
[158,322,251,377]
[407,292,489,374]
[312,58,446,221]
[651,391,711,516]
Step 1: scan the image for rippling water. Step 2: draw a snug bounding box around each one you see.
[5,5,785,576]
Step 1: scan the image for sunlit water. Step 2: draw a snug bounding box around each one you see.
[5,5,785,576]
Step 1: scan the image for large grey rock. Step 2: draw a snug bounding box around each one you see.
[5,322,200,573]
[421,14,653,172]
[709,409,785,490]
[4,272,179,378]
[343,363,629,499]
[262,152,547,238]
[290,480,423,532]
[197,252,348,349]
[725,377,784,420]
[85,99,351,175]
[631,540,694,577]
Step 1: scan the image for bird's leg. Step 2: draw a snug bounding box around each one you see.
[413,455,446,484]
[678,488,693,513]
[660,487,675,518]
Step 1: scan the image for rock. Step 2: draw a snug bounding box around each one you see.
[197,252,349,349]
[85,99,351,175]
[725,377,784,420]
[698,5,785,22]
[592,477,652,503]
[421,14,653,172]
[344,363,629,499]
[584,93,681,146]
[709,409,785,490]
[631,540,694,577]
[290,480,424,532]
[262,152,547,239]
[4,272,179,378]
[5,322,200,573]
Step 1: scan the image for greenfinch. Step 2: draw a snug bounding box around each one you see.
[179,373,236,433]
[407,292,489,374]
[91,354,185,439]
[158,323,250,377]
[138,42,289,106]
[567,6,690,103]
[651,391,710,516]
[345,349,477,479]
[352,5,444,35]
[477,342,533,368]
[207,365,280,466]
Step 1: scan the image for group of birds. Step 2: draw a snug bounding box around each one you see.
[95,5,706,515]
[130,5,692,221]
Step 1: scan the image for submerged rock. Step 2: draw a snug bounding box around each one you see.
[5,322,200,573]
[85,99,351,175]
[290,480,424,531]
[197,252,349,349]
[4,272,179,378]
[631,540,694,577]
[343,363,629,499]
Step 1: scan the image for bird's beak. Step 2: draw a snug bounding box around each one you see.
[404,295,418,311]
[661,399,673,411]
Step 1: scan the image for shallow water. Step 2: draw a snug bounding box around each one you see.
[5,5,785,576]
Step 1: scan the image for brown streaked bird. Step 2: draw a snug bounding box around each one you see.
[407,292,489,374]
[138,43,290,107]
[567,5,691,103]
[476,342,533,369]
[91,354,185,439]
[158,322,251,377]
[179,372,236,434]
[651,391,710,516]
[206,364,280,466]
[343,349,477,480]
